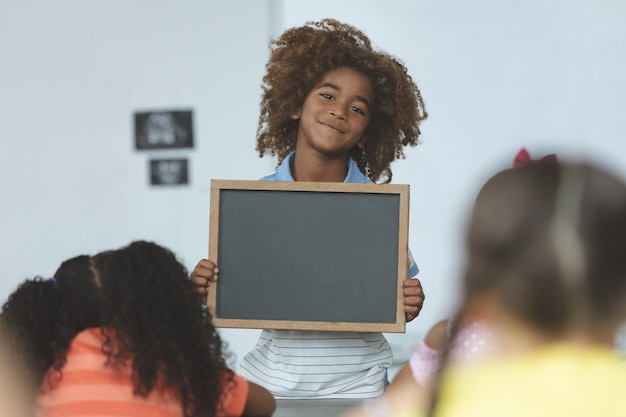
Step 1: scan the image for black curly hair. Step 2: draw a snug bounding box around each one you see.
[256,18,428,184]
[0,241,232,417]
[0,277,58,408]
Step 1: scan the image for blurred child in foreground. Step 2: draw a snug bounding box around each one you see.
[344,158,626,417]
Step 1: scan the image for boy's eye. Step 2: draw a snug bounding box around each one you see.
[350,106,365,115]
[318,92,366,116]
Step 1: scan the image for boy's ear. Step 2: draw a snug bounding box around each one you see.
[357,137,367,149]
[290,108,301,120]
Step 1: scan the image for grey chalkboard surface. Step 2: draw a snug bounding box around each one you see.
[207,180,410,332]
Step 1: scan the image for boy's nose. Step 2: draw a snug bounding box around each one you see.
[330,108,346,120]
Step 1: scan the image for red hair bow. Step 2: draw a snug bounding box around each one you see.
[513,148,558,169]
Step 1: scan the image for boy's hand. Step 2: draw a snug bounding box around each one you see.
[402,278,424,322]
[191,259,218,303]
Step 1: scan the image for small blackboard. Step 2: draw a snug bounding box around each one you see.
[207,180,410,333]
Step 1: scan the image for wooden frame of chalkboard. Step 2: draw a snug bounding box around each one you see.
[206,179,410,333]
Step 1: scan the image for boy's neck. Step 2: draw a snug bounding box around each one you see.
[290,150,350,182]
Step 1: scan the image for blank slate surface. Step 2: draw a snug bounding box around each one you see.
[207,180,410,333]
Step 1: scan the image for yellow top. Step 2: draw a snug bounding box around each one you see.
[395,344,626,417]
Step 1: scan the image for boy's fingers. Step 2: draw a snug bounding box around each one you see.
[402,279,424,298]
[402,278,425,322]
[191,275,209,287]
[404,296,425,309]
[191,265,219,283]
[404,298,424,322]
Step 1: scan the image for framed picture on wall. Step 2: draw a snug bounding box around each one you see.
[149,158,189,186]
[134,109,194,150]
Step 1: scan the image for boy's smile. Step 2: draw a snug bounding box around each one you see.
[291,66,373,160]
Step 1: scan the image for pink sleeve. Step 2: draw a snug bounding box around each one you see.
[408,339,444,386]
[448,321,498,364]
[218,372,249,417]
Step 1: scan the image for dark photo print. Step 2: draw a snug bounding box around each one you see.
[135,110,194,150]
[150,158,189,186]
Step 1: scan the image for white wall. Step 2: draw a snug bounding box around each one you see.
[0,0,275,367]
[2,0,626,368]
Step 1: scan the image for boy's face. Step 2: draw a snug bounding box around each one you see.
[291,66,373,159]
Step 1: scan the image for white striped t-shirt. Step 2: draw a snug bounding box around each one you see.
[240,330,392,399]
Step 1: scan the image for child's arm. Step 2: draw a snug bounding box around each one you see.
[402,277,425,322]
[242,382,276,417]
[190,259,218,304]
[222,373,276,417]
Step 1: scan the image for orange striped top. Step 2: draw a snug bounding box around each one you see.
[36,328,248,417]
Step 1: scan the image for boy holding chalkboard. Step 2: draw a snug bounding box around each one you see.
[192,18,428,399]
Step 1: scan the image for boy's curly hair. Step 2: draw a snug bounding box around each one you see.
[0,241,232,417]
[256,18,428,183]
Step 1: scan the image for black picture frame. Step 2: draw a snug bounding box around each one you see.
[135,110,194,150]
[149,158,189,186]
